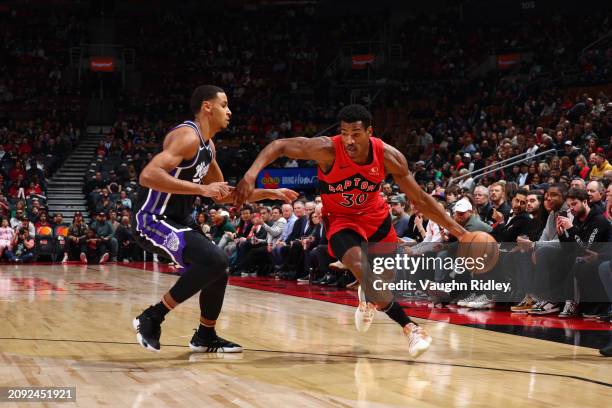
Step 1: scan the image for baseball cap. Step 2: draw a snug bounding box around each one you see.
[388,195,406,204]
[463,152,471,159]
[98,212,107,217]
[415,160,425,166]
[453,198,473,213]
[218,210,230,218]
[564,140,573,146]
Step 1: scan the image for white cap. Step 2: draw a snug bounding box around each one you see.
[218,210,230,218]
[453,198,473,213]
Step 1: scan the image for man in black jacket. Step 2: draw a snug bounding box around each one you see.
[586,180,606,215]
[489,182,512,225]
[557,188,611,318]
[492,189,532,244]
[474,185,493,224]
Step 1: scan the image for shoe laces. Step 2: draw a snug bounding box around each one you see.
[406,323,429,344]
[358,302,376,318]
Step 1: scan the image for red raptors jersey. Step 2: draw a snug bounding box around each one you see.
[319,135,387,216]
[318,136,395,245]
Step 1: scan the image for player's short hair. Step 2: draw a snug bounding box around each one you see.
[337,104,372,128]
[191,85,225,115]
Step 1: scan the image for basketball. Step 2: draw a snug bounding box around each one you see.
[457,231,499,274]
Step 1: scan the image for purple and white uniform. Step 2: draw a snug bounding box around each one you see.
[132,121,213,268]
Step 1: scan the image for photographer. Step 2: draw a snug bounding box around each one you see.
[5,228,35,263]
[63,212,88,262]
[81,228,110,264]
[115,216,140,262]
[90,212,116,262]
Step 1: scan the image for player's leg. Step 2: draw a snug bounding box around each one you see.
[186,235,241,353]
[133,218,232,351]
[330,229,432,357]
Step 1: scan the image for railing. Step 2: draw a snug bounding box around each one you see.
[580,31,612,60]
[451,148,557,184]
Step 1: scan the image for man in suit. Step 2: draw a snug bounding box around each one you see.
[276,201,311,275]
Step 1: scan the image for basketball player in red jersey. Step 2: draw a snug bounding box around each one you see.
[235,105,467,357]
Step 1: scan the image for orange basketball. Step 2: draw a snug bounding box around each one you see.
[456,231,499,274]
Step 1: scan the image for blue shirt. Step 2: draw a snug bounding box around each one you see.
[280,214,297,242]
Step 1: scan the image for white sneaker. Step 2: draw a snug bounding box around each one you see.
[61,253,69,263]
[457,292,477,307]
[559,300,578,318]
[99,253,109,264]
[80,252,88,264]
[355,285,376,333]
[404,322,432,358]
[528,301,560,315]
[466,294,494,309]
[330,260,348,270]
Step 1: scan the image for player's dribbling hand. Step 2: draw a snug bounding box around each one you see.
[203,182,233,200]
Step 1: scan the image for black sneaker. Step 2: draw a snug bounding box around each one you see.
[132,308,163,352]
[189,331,243,353]
[600,343,612,357]
[597,313,612,323]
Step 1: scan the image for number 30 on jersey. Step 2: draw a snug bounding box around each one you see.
[339,193,367,207]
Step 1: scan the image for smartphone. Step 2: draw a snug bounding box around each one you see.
[558,210,567,218]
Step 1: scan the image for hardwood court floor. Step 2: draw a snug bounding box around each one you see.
[0,263,610,407]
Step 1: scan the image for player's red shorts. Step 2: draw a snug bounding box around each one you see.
[323,211,398,258]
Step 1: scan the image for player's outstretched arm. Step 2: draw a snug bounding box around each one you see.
[234,136,334,207]
[139,127,230,199]
[384,143,466,239]
[216,188,299,204]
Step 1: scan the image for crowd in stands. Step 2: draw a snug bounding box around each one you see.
[0,6,86,122]
[0,119,82,263]
[0,4,87,263]
[1,2,610,338]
